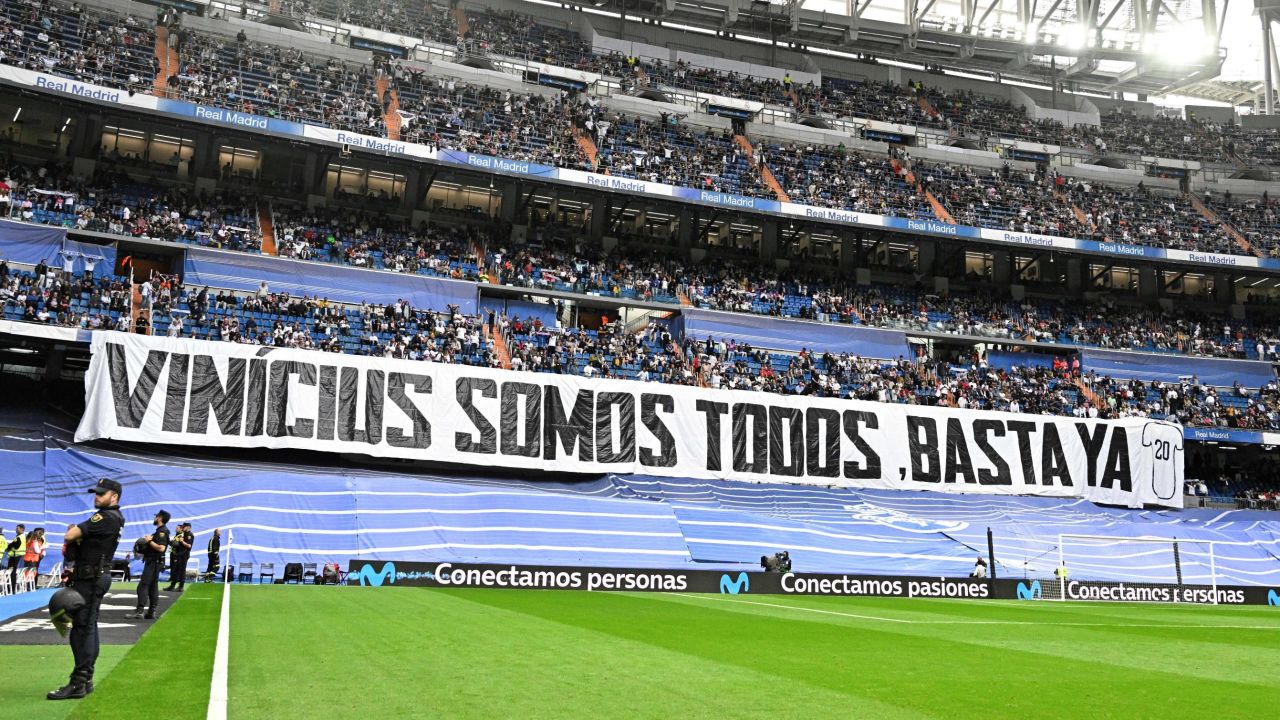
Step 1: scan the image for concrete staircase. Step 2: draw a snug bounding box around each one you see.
[1188,193,1258,257]
[916,93,939,121]
[1052,189,1089,226]
[1073,378,1106,411]
[485,326,512,369]
[575,129,599,170]
[375,74,402,141]
[894,158,954,223]
[675,289,694,307]
[258,203,277,256]
[130,284,151,335]
[734,135,790,202]
[153,25,178,98]
[453,6,469,37]
[471,238,488,280]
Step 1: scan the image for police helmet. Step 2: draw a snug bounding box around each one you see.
[48,587,86,638]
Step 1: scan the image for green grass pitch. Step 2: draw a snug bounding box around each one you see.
[5,583,1278,719]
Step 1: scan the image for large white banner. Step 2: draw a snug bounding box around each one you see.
[75,333,1183,508]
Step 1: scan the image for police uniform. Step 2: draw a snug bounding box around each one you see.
[133,513,170,618]
[59,479,123,696]
[165,526,194,591]
[206,532,221,578]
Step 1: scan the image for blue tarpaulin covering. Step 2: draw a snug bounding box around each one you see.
[987,350,1059,371]
[0,219,66,265]
[182,248,478,312]
[680,308,909,358]
[1080,348,1276,387]
[5,436,1279,584]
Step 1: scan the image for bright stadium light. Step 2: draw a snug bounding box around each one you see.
[1145,22,1215,61]
[1060,24,1088,50]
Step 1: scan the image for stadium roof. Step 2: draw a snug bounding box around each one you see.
[580,0,1256,104]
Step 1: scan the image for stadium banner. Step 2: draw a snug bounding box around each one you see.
[345,560,991,598]
[1000,578,1276,605]
[301,125,430,159]
[77,332,1183,507]
[436,150,560,179]
[1183,427,1280,445]
[0,65,160,112]
[557,168,677,197]
[346,561,1278,604]
[153,99,306,137]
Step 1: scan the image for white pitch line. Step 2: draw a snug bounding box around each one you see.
[683,595,1280,629]
[207,583,231,720]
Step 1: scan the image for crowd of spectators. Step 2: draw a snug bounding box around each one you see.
[273,202,485,280]
[1060,177,1237,253]
[3,247,1279,447]
[763,143,930,217]
[2,162,259,251]
[919,163,1086,237]
[158,281,498,366]
[1204,190,1280,258]
[390,65,585,168]
[0,257,132,331]
[11,0,1280,175]
[0,0,154,93]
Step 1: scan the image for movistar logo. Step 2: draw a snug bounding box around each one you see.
[1016,581,1042,600]
[354,562,396,587]
[1268,589,1280,607]
[719,573,749,595]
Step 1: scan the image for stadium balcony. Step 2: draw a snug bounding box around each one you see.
[4,146,1279,364]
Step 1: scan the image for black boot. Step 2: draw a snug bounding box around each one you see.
[85,681,94,695]
[47,683,87,700]
[125,609,147,619]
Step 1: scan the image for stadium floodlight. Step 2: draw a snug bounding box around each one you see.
[1060,24,1088,50]
[1044,534,1221,604]
[1145,22,1215,62]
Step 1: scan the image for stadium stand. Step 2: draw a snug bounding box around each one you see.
[5,147,1277,362]
[0,0,1278,532]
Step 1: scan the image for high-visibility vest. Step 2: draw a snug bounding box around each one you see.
[7,534,25,559]
[23,538,44,563]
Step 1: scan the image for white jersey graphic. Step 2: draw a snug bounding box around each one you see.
[1139,421,1184,501]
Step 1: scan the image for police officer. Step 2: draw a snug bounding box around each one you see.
[47,478,124,701]
[5,522,24,593]
[127,510,170,620]
[164,522,193,592]
[205,528,222,580]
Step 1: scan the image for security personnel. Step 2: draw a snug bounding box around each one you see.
[5,522,24,593]
[47,478,124,701]
[128,510,170,620]
[205,528,222,580]
[164,522,194,592]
